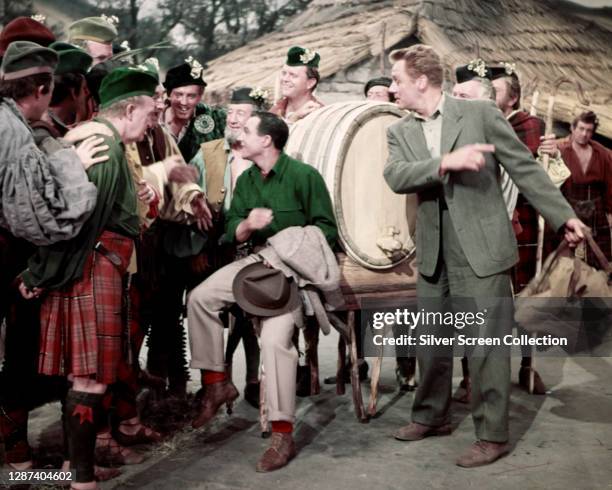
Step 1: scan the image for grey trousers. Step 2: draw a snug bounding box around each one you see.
[411,209,513,443]
[187,255,298,423]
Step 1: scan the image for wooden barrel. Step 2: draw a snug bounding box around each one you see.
[286,101,417,270]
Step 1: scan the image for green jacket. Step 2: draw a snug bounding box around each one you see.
[177,103,226,163]
[384,96,575,278]
[23,119,139,289]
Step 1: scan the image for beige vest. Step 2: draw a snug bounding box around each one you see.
[200,139,228,214]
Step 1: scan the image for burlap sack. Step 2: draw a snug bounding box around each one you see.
[515,233,612,346]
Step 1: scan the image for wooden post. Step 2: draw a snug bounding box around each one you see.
[337,335,346,395]
[368,349,383,417]
[530,90,540,117]
[379,22,386,74]
[348,311,368,422]
[531,77,589,393]
[305,320,320,396]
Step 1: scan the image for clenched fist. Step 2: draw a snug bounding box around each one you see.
[246,208,274,231]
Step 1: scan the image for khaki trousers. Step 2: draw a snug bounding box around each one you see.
[187,255,298,423]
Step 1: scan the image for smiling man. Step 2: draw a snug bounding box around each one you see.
[383,44,586,468]
[188,86,268,408]
[270,46,324,124]
[163,60,226,162]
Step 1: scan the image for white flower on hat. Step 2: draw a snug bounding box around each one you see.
[249,87,270,105]
[31,14,46,23]
[299,48,317,65]
[503,62,516,76]
[185,56,205,81]
[467,58,488,78]
[144,57,160,72]
[101,14,119,27]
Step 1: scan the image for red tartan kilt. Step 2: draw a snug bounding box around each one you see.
[38,230,134,384]
[511,195,539,293]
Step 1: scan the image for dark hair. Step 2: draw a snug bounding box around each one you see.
[253,111,289,150]
[306,66,320,92]
[0,73,53,101]
[85,61,114,104]
[51,72,85,106]
[572,110,599,132]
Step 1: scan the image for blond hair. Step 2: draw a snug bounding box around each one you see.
[390,44,444,87]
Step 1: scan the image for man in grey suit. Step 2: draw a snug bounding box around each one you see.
[383,44,586,468]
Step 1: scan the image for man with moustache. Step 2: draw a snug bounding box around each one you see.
[383,44,586,467]
[451,61,566,397]
[189,86,268,407]
[163,58,226,163]
[271,46,324,124]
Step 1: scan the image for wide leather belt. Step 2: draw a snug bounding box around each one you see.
[94,241,124,271]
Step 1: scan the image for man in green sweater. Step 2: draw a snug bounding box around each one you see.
[20,65,158,489]
[188,111,337,472]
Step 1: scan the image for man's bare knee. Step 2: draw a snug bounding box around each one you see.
[72,376,107,394]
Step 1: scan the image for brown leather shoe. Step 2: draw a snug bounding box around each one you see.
[114,424,163,446]
[393,422,452,441]
[519,367,547,394]
[456,440,510,468]
[95,434,146,466]
[256,432,297,472]
[192,380,239,429]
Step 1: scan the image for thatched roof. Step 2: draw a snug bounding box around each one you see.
[202,0,612,139]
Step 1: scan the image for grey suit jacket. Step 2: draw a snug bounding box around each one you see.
[383,95,575,278]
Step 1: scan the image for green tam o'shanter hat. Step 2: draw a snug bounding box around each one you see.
[139,57,161,82]
[50,41,93,75]
[99,65,158,108]
[68,16,119,44]
[285,46,320,68]
[0,40,58,81]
